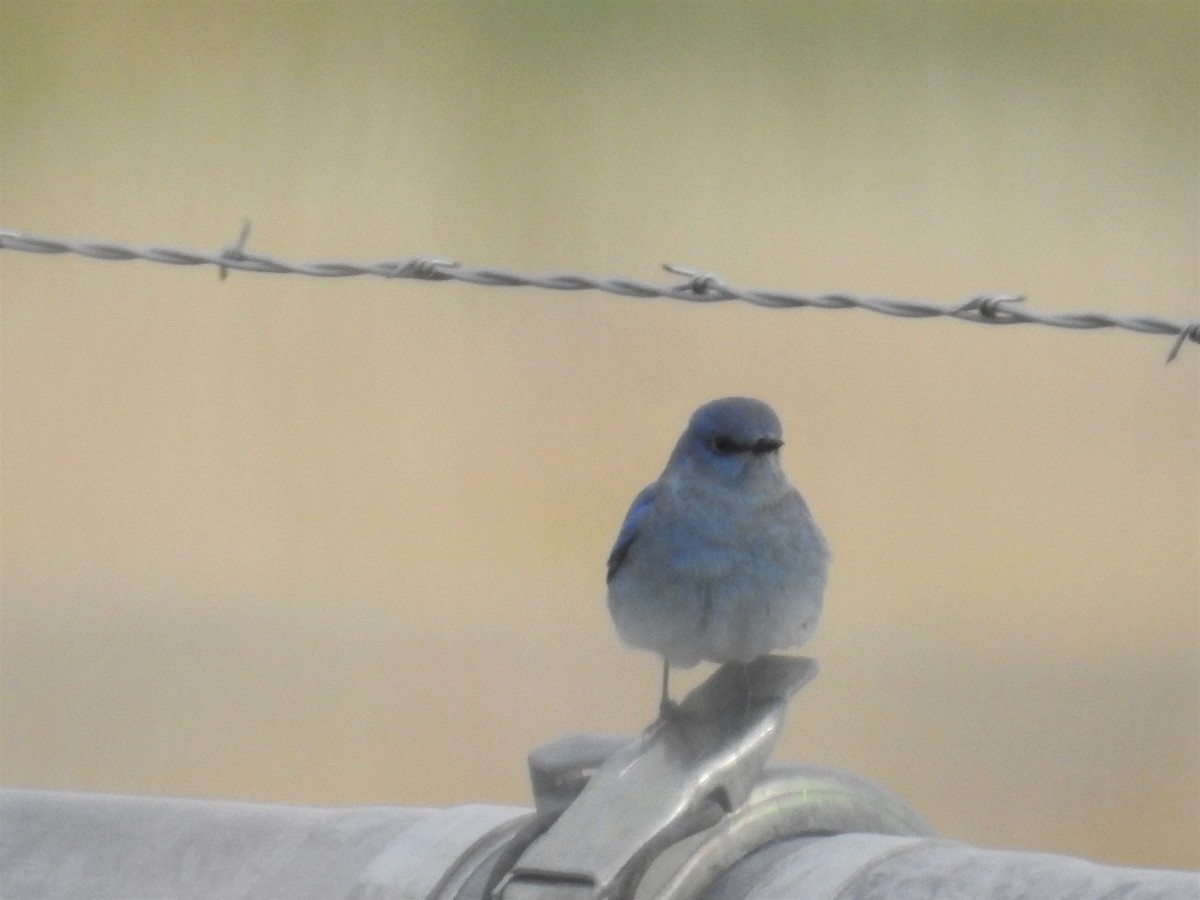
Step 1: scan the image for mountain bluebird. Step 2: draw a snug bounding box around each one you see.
[606,397,829,716]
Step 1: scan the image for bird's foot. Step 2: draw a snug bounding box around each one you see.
[658,697,682,722]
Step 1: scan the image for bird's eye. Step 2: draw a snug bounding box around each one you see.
[711,435,739,455]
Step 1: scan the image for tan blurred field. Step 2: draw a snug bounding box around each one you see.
[1,0,1197,871]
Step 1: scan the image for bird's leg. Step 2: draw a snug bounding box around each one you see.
[658,659,679,719]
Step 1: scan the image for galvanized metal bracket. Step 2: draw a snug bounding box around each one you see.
[489,655,818,900]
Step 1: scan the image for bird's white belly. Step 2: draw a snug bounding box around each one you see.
[608,520,823,666]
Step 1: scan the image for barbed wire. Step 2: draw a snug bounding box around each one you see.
[2,224,1196,362]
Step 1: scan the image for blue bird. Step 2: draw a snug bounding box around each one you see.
[607,397,829,717]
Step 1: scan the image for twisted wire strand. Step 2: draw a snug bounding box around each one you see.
[2,226,1195,361]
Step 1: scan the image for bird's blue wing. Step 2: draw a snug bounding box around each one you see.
[606,483,656,584]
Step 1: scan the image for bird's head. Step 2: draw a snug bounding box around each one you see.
[668,397,787,485]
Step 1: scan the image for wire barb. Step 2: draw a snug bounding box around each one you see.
[0,226,1195,362]
[1165,322,1200,364]
[218,220,252,281]
[663,263,727,297]
[378,257,460,280]
[953,294,1027,322]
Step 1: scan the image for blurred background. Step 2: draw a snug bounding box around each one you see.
[1,0,1196,872]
